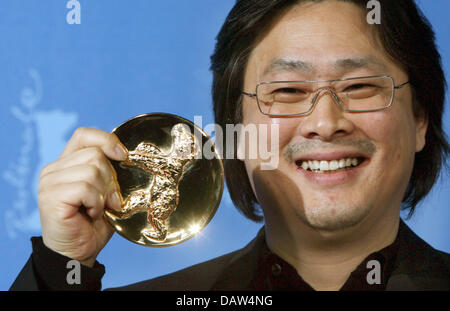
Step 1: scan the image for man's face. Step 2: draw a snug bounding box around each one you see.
[241,1,427,231]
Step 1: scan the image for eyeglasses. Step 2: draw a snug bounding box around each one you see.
[242,75,409,117]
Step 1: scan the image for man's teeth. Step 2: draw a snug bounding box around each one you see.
[298,158,362,172]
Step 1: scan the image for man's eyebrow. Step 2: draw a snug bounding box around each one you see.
[262,57,314,76]
[334,57,386,71]
[262,56,386,77]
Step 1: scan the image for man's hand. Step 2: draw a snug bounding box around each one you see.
[38,127,127,267]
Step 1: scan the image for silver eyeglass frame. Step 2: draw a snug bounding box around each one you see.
[241,75,410,117]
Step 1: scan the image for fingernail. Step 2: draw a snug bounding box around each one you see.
[110,191,122,211]
[115,144,128,160]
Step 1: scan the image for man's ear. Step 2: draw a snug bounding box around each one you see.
[415,113,428,153]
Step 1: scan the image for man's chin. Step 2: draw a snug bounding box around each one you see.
[298,203,373,232]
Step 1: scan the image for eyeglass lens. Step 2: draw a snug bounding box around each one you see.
[256,76,394,115]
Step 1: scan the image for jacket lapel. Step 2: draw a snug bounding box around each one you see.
[386,219,450,290]
[211,220,448,290]
[210,228,265,290]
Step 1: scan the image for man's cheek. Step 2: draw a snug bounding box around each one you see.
[243,158,260,199]
[259,122,280,170]
[251,165,304,213]
[275,120,298,148]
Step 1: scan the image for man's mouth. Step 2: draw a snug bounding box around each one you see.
[295,157,366,173]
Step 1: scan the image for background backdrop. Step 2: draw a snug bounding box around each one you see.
[1,0,448,290]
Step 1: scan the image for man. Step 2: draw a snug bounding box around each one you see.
[11,0,450,290]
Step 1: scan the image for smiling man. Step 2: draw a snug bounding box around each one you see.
[11,0,449,291]
[210,0,449,290]
[237,1,428,290]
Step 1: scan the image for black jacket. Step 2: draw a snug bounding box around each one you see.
[10,219,450,290]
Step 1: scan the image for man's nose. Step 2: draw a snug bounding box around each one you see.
[297,89,355,141]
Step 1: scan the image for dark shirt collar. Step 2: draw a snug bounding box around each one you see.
[250,222,401,291]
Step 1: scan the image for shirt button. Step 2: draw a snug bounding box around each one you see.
[271,263,282,276]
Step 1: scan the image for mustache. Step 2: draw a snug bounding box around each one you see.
[283,138,377,162]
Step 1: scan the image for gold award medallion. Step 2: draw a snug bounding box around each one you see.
[104,113,224,247]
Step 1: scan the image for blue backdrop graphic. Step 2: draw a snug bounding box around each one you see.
[0,0,448,290]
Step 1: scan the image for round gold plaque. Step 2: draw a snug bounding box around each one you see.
[104,113,224,247]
